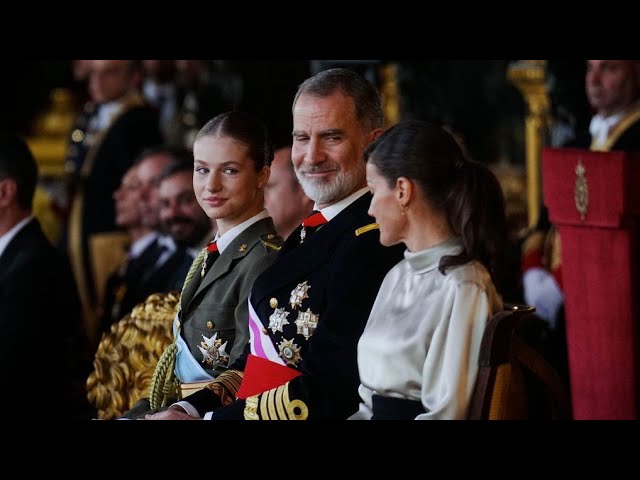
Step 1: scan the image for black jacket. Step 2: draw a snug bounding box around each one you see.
[0,218,83,412]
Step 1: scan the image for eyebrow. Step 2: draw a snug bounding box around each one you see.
[319,128,343,136]
[194,159,242,167]
[292,128,344,136]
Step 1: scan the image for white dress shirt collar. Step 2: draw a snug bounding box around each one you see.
[0,216,33,260]
[129,231,158,259]
[589,111,624,147]
[215,209,269,253]
[313,187,369,222]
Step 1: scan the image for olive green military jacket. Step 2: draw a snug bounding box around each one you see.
[178,216,282,379]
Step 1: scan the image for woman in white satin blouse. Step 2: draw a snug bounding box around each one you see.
[349,120,506,420]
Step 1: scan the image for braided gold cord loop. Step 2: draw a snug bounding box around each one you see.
[149,342,178,410]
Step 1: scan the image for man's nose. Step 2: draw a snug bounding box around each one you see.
[305,138,325,165]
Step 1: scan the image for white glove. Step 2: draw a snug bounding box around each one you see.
[523,267,564,329]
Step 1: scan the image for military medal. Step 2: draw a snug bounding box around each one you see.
[289,281,310,309]
[201,251,209,278]
[201,241,219,278]
[198,332,230,368]
[295,308,319,340]
[278,338,302,366]
[268,308,290,334]
[300,210,328,243]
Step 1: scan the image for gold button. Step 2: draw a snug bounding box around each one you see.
[207,321,214,329]
[71,129,84,143]
[262,327,268,334]
[239,244,248,252]
[269,298,278,308]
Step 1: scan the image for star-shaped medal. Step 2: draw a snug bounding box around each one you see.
[198,332,230,368]
[289,281,310,310]
[268,308,290,334]
[277,338,302,366]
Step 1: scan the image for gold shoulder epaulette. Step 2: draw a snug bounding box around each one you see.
[355,223,379,236]
[260,233,284,251]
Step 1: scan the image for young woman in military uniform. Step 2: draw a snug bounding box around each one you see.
[123,111,283,418]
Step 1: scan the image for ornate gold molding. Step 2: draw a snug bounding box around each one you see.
[574,159,589,221]
[379,63,400,128]
[507,60,551,227]
[26,88,77,177]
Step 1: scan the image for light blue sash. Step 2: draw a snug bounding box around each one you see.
[173,316,214,383]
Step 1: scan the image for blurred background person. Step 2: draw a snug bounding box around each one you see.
[264,146,313,239]
[0,134,86,415]
[573,60,640,151]
[158,158,213,254]
[99,148,196,336]
[63,60,162,341]
[141,60,179,142]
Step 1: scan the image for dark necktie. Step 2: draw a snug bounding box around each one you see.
[126,239,166,282]
[300,210,328,243]
[201,240,220,278]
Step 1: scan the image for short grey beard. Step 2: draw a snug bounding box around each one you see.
[295,167,365,205]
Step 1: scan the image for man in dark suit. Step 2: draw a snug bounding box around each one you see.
[146,68,405,420]
[0,134,84,414]
[64,60,162,340]
[100,152,203,334]
[264,146,314,239]
[566,60,640,151]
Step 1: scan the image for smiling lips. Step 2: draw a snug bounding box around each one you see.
[204,197,226,207]
[303,168,337,177]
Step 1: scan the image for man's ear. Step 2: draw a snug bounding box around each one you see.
[369,128,385,143]
[257,165,271,190]
[0,178,17,208]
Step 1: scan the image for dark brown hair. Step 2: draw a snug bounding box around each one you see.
[0,134,37,210]
[195,111,274,171]
[365,120,507,283]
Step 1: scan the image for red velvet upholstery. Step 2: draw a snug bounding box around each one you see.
[542,148,640,419]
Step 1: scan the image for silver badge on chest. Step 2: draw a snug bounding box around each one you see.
[295,308,319,340]
[289,281,310,310]
[268,307,290,334]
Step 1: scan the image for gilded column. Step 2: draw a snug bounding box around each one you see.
[26,88,78,244]
[379,63,400,128]
[507,60,551,227]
